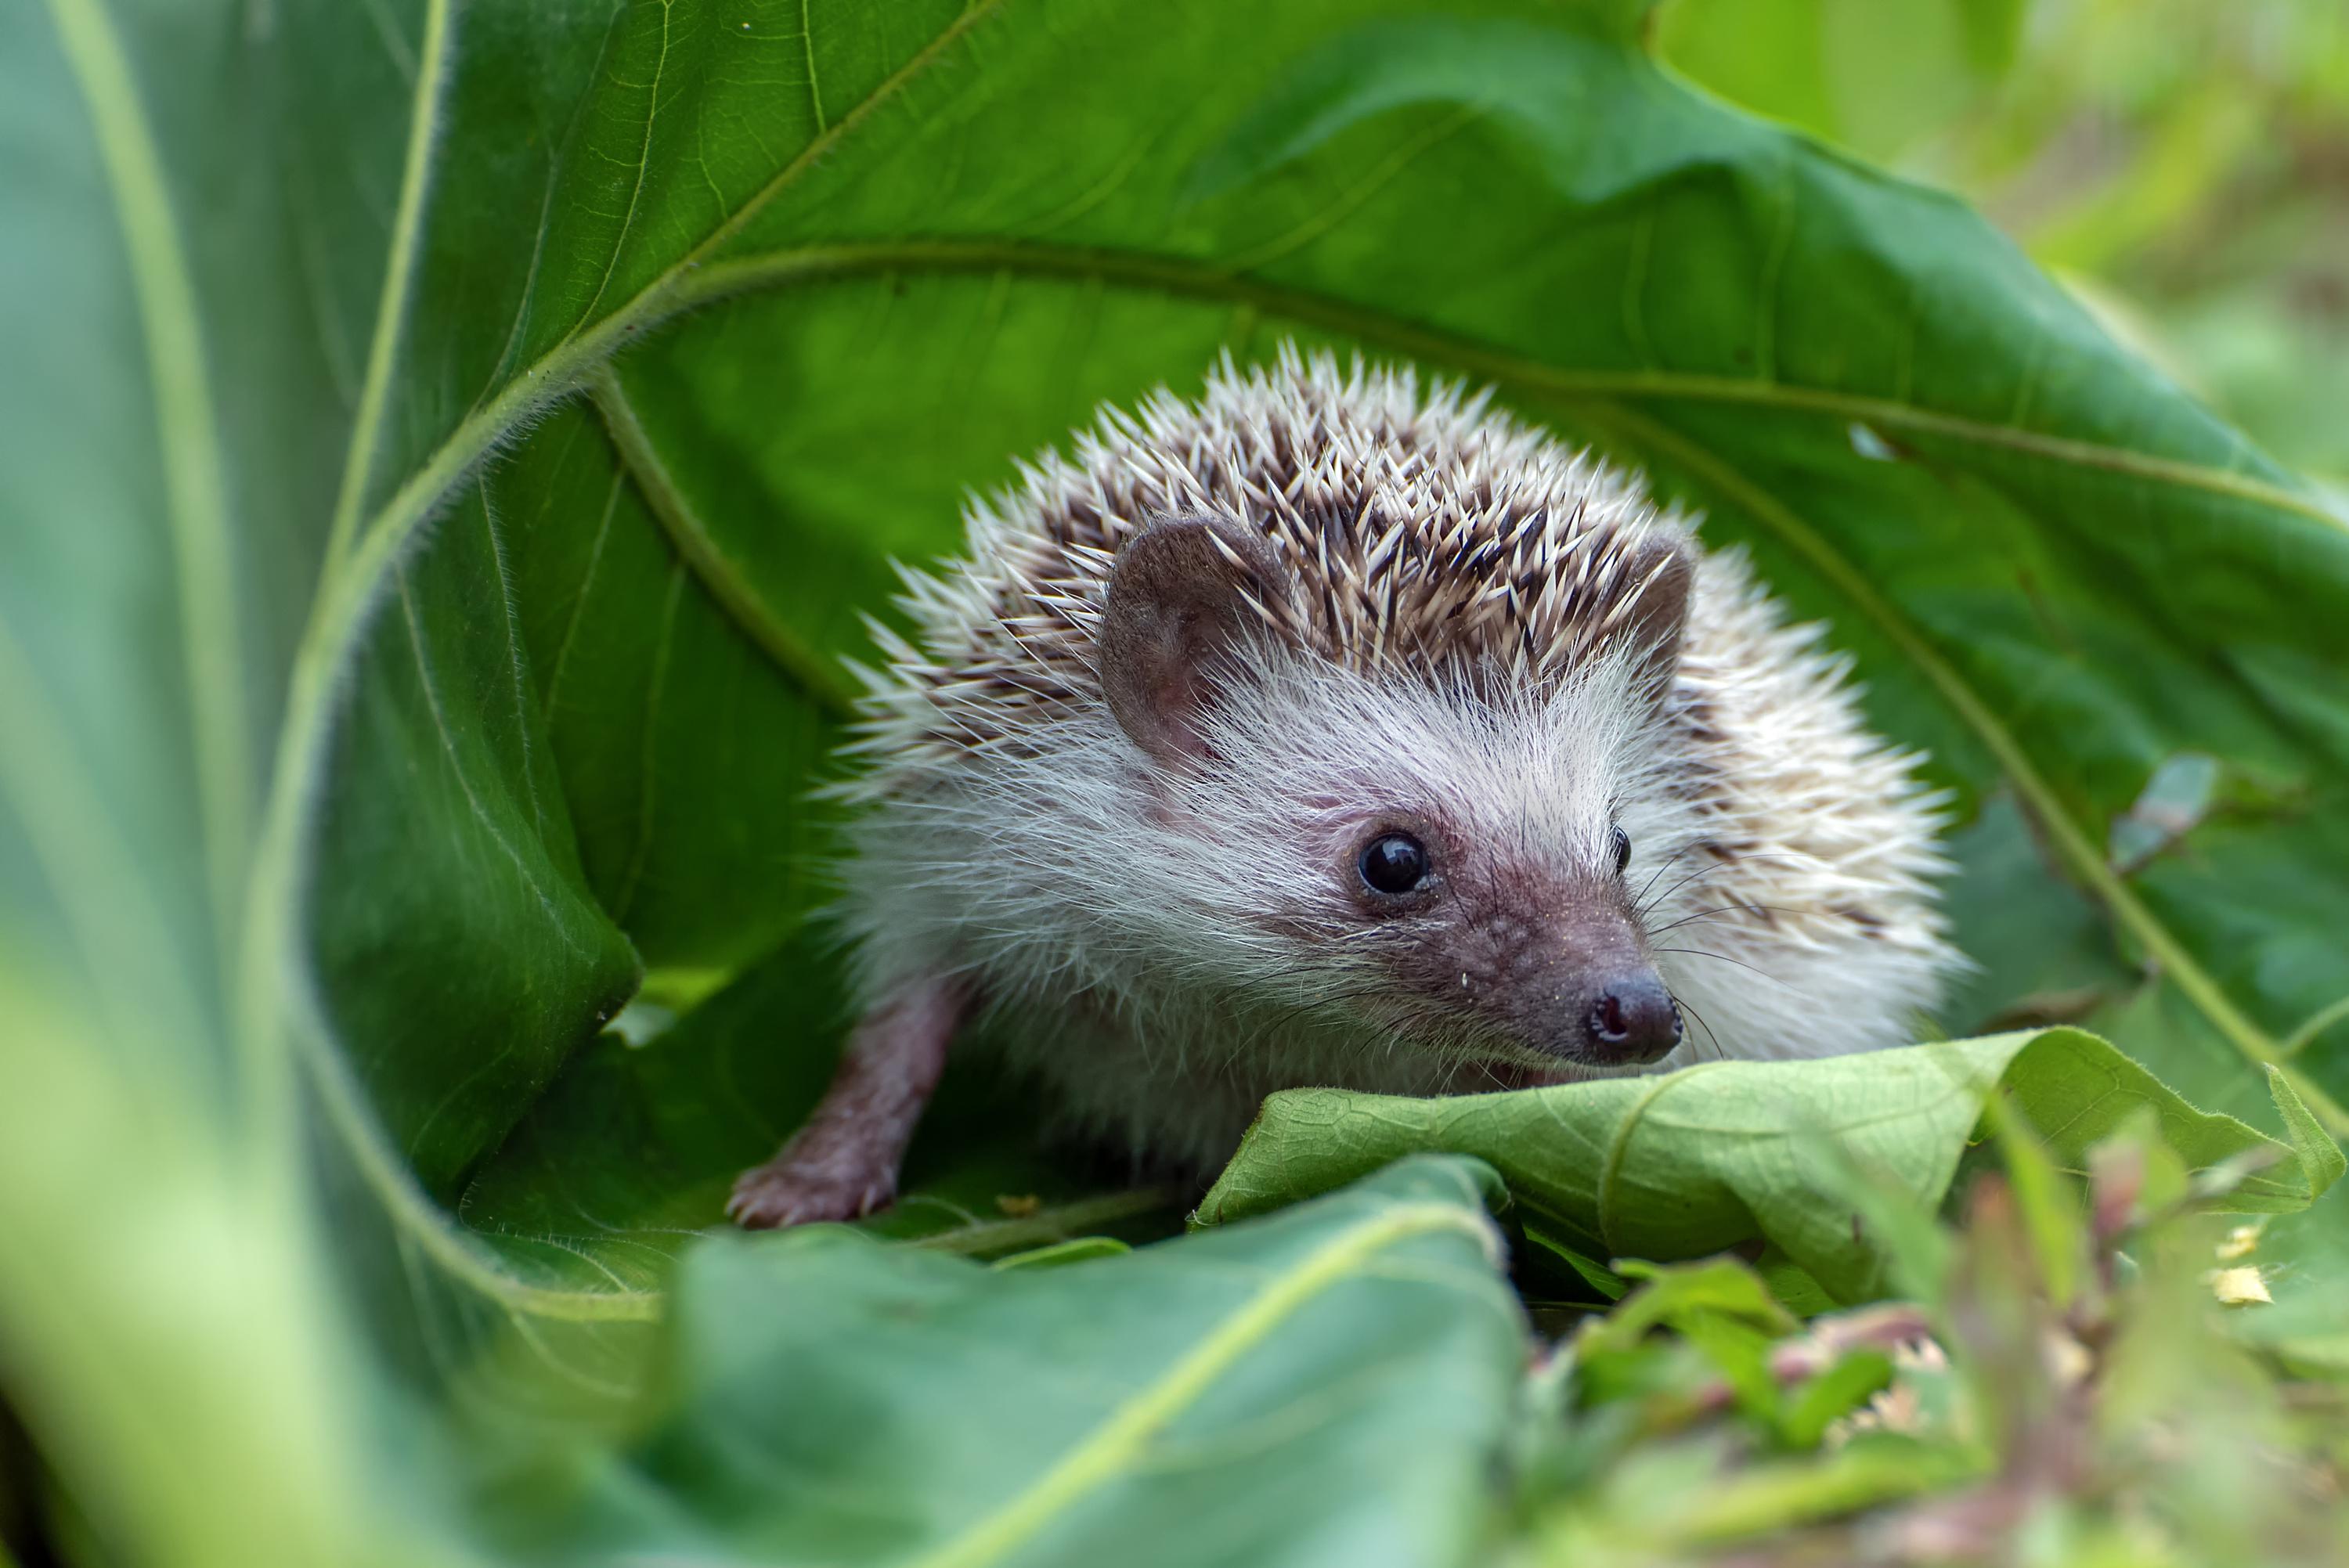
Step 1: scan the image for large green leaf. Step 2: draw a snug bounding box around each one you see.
[503,1157,1525,1568]
[1197,1029,2342,1303]
[295,0,2349,1382]
[7,0,2349,1560]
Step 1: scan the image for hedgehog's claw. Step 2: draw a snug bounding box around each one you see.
[727,973,963,1231]
[727,1135,899,1230]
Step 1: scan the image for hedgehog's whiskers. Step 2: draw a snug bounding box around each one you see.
[1649,943,1797,993]
[1644,903,1806,938]
[1633,850,1810,923]
[1669,988,1727,1063]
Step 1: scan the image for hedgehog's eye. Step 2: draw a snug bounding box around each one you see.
[1359,832,1431,896]
[1611,826,1633,876]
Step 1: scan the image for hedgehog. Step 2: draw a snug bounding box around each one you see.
[727,346,1958,1228]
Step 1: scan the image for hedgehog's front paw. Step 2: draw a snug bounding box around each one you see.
[726,1132,897,1230]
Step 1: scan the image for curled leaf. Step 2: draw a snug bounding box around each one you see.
[1200,1029,2332,1303]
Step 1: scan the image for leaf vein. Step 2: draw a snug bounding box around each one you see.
[323,0,456,569]
[588,366,859,717]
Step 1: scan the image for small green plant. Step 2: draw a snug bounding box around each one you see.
[1513,1108,2349,1565]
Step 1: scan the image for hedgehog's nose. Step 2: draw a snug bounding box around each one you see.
[1586,974,1683,1065]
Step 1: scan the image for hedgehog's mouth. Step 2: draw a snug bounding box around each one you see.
[1466,1058,1601,1091]
[1465,1054,1659,1090]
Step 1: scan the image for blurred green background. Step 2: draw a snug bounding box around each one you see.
[1664,0,2349,488]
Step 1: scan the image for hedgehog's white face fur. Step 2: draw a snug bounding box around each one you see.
[837,347,1959,1174]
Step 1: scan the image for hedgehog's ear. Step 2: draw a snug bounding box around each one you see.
[1619,535,1694,701]
[1099,516,1283,767]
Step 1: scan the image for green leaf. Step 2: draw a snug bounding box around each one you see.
[1752,1247,1839,1318]
[2267,1065,2347,1202]
[229,0,2349,1370]
[1581,1260,1797,1431]
[1777,1350,1895,1450]
[1198,1030,2333,1303]
[1584,1260,1800,1357]
[1524,1228,1631,1304]
[507,1157,1526,1568]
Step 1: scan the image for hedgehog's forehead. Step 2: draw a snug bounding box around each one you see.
[1189,647,1651,851]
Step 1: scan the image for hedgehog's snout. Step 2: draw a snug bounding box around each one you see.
[1584,973,1683,1065]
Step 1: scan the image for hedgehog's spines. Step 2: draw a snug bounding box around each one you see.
[841,351,1913,919]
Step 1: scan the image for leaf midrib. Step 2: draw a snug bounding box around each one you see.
[323,0,454,571]
[352,239,2341,615]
